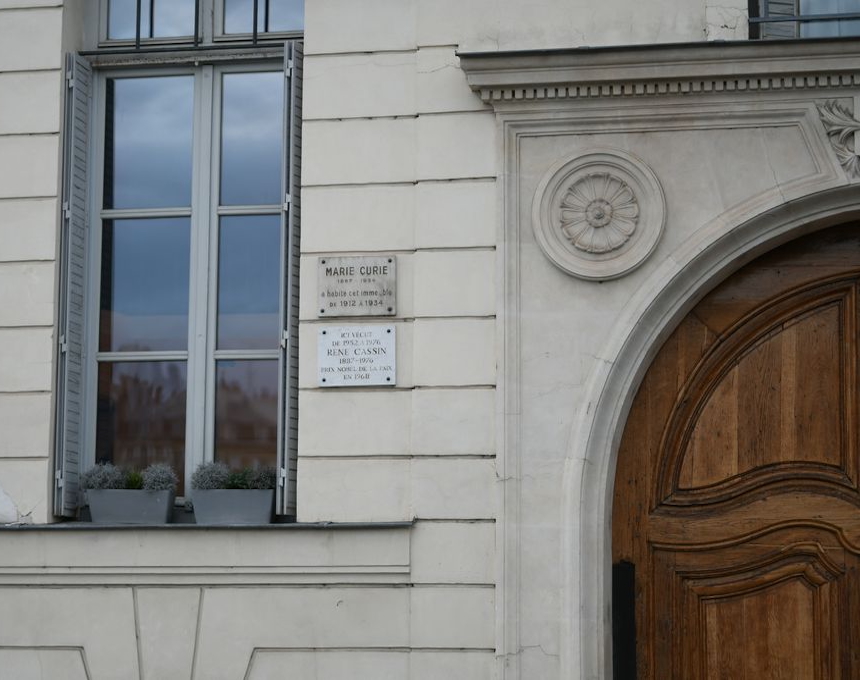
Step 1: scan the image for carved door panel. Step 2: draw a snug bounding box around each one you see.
[613,225,860,679]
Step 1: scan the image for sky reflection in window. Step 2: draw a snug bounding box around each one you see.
[220,71,283,206]
[100,218,191,352]
[224,0,304,34]
[217,215,281,350]
[104,76,193,209]
[108,0,197,39]
[800,0,860,35]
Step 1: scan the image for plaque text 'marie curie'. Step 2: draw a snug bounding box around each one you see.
[318,256,396,317]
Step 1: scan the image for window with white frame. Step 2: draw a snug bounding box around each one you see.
[751,0,860,38]
[102,0,303,44]
[54,0,302,517]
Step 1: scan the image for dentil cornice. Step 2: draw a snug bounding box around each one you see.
[459,38,860,105]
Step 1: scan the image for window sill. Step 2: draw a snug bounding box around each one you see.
[0,519,414,531]
[0,521,414,585]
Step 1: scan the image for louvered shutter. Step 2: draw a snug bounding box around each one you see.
[277,41,302,516]
[54,54,91,517]
[761,0,801,38]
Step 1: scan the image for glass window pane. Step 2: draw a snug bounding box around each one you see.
[800,0,860,11]
[801,0,860,35]
[104,76,193,209]
[108,0,151,40]
[95,361,187,488]
[214,360,278,470]
[268,0,304,31]
[220,71,283,206]
[223,0,304,33]
[224,0,254,34]
[152,0,196,37]
[100,218,190,352]
[217,215,281,350]
[836,17,860,33]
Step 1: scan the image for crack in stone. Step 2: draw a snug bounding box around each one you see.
[518,643,560,659]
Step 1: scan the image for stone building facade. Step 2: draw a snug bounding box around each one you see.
[1,1,859,678]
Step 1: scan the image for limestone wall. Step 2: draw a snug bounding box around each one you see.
[0,0,65,524]
[0,525,498,678]
[0,1,797,679]
[296,4,501,675]
[0,0,503,676]
[308,0,748,53]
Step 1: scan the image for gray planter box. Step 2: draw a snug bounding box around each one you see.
[87,489,174,524]
[192,489,274,525]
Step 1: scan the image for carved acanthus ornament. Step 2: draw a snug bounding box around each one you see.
[560,173,639,254]
[818,101,860,178]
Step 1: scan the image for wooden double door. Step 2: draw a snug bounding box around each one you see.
[612,225,860,679]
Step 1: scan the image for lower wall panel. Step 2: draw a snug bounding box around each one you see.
[0,585,495,680]
[247,650,495,680]
[0,588,140,679]
[0,648,89,680]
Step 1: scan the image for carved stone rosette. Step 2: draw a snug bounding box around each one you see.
[532,149,666,280]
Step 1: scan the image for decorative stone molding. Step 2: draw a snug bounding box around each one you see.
[532,149,665,280]
[459,37,860,680]
[469,73,860,103]
[560,172,639,254]
[0,524,412,585]
[459,39,860,105]
[818,100,860,177]
[566,188,860,680]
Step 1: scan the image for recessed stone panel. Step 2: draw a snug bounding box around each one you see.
[410,586,495,648]
[0,393,51,458]
[137,588,200,680]
[298,458,411,522]
[0,137,59,199]
[412,319,495,386]
[0,328,53,392]
[0,198,57,262]
[411,521,495,583]
[0,649,88,680]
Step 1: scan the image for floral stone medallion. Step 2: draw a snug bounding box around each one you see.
[560,172,639,254]
[532,149,666,280]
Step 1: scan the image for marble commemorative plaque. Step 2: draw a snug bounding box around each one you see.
[318,256,396,317]
[318,325,396,387]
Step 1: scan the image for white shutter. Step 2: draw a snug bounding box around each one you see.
[54,53,91,517]
[762,0,801,38]
[277,41,302,516]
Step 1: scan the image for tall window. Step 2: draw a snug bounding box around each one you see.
[103,0,304,43]
[751,0,860,38]
[54,0,302,516]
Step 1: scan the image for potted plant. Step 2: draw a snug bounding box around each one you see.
[82,462,178,524]
[190,462,276,524]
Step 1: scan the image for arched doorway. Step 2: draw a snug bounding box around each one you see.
[612,224,860,678]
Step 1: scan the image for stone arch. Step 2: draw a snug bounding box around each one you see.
[561,186,860,679]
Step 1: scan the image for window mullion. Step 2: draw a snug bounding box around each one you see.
[184,63,216,495]
[96,351,189,362]
[213,349,280,360]
[216,204,280,216]
[83,73,109,473]
[201,0,215,44]
[204,63,226,474]
[101,207,193,219]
